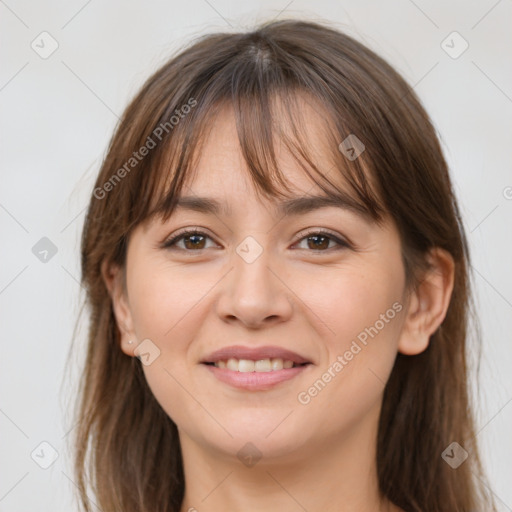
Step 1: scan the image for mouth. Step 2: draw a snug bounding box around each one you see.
[202,359,310,372]
[200,345,313,391]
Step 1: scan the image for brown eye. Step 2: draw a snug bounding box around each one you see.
[163,230,215,251]
[162,229,349,253]
[294,230,349,252]
[305,234,330,250]
[182,234,207,250]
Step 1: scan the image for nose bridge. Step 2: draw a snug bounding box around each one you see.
[233,233,277,303]
[216,233,293,327]
[234,234,273,291]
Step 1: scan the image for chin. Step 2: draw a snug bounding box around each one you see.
[194,415,314,461]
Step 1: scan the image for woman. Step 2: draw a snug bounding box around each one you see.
[73,19,495,511]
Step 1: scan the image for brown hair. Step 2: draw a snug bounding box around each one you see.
[72,19,495,511]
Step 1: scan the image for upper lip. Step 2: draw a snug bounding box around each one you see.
[201,345,312,365]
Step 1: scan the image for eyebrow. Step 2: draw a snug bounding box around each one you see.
[173,194,370,219]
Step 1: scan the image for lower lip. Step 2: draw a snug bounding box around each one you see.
[202,363,311,391]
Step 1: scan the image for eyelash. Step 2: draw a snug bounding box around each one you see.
[161,228,351,253]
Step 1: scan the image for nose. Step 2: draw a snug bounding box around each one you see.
[215,241,294,329]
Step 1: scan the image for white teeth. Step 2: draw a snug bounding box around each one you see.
[238,359,255,373]
[255,359,271,372]
[271,358,283,371]
[226,358,238,371]
[213,357,299,372]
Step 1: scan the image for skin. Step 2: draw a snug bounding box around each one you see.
[104,102,454,512]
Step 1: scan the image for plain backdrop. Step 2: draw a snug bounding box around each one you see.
[1,0,511,510]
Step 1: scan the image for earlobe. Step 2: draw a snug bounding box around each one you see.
[397,248,455,356]
[101,260,137,356]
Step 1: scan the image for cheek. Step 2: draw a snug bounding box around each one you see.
[125,261,221,419]
[287,260,404,352]
[126,260,213,342]
[125,261,215,429]
[292,262,405,412]
[294,308,403,441]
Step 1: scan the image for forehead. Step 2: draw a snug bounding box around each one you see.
[146,89,386,227]
[181,97,344,200]
[172,104,375,222]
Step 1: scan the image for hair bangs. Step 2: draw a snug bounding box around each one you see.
[143,70,387,228]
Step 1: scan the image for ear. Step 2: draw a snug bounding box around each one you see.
[101,260,137,357]
[398,248,455,356]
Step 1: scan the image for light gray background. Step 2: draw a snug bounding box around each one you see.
[1,0,511,510]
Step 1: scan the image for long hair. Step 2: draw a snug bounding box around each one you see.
[72,19,495,511]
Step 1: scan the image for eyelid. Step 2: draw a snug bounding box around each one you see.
[294,227,349,243]
[159,226,217,249]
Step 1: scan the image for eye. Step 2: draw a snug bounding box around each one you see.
[162,228,350,253]
[293,229,350,252]
[162,229,217,251]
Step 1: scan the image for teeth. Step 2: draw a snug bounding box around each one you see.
[214,358,298,372]
[238,359,255,372]
[226,358,239,371]
[255,359,271,372]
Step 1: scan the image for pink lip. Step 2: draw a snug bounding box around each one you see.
[203,364,311,391]
[201,345,311,365]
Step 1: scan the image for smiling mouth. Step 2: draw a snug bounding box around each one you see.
[202,358,312,391]
[202,358,311,372]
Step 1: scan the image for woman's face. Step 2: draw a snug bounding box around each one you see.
[116,104,411,463]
